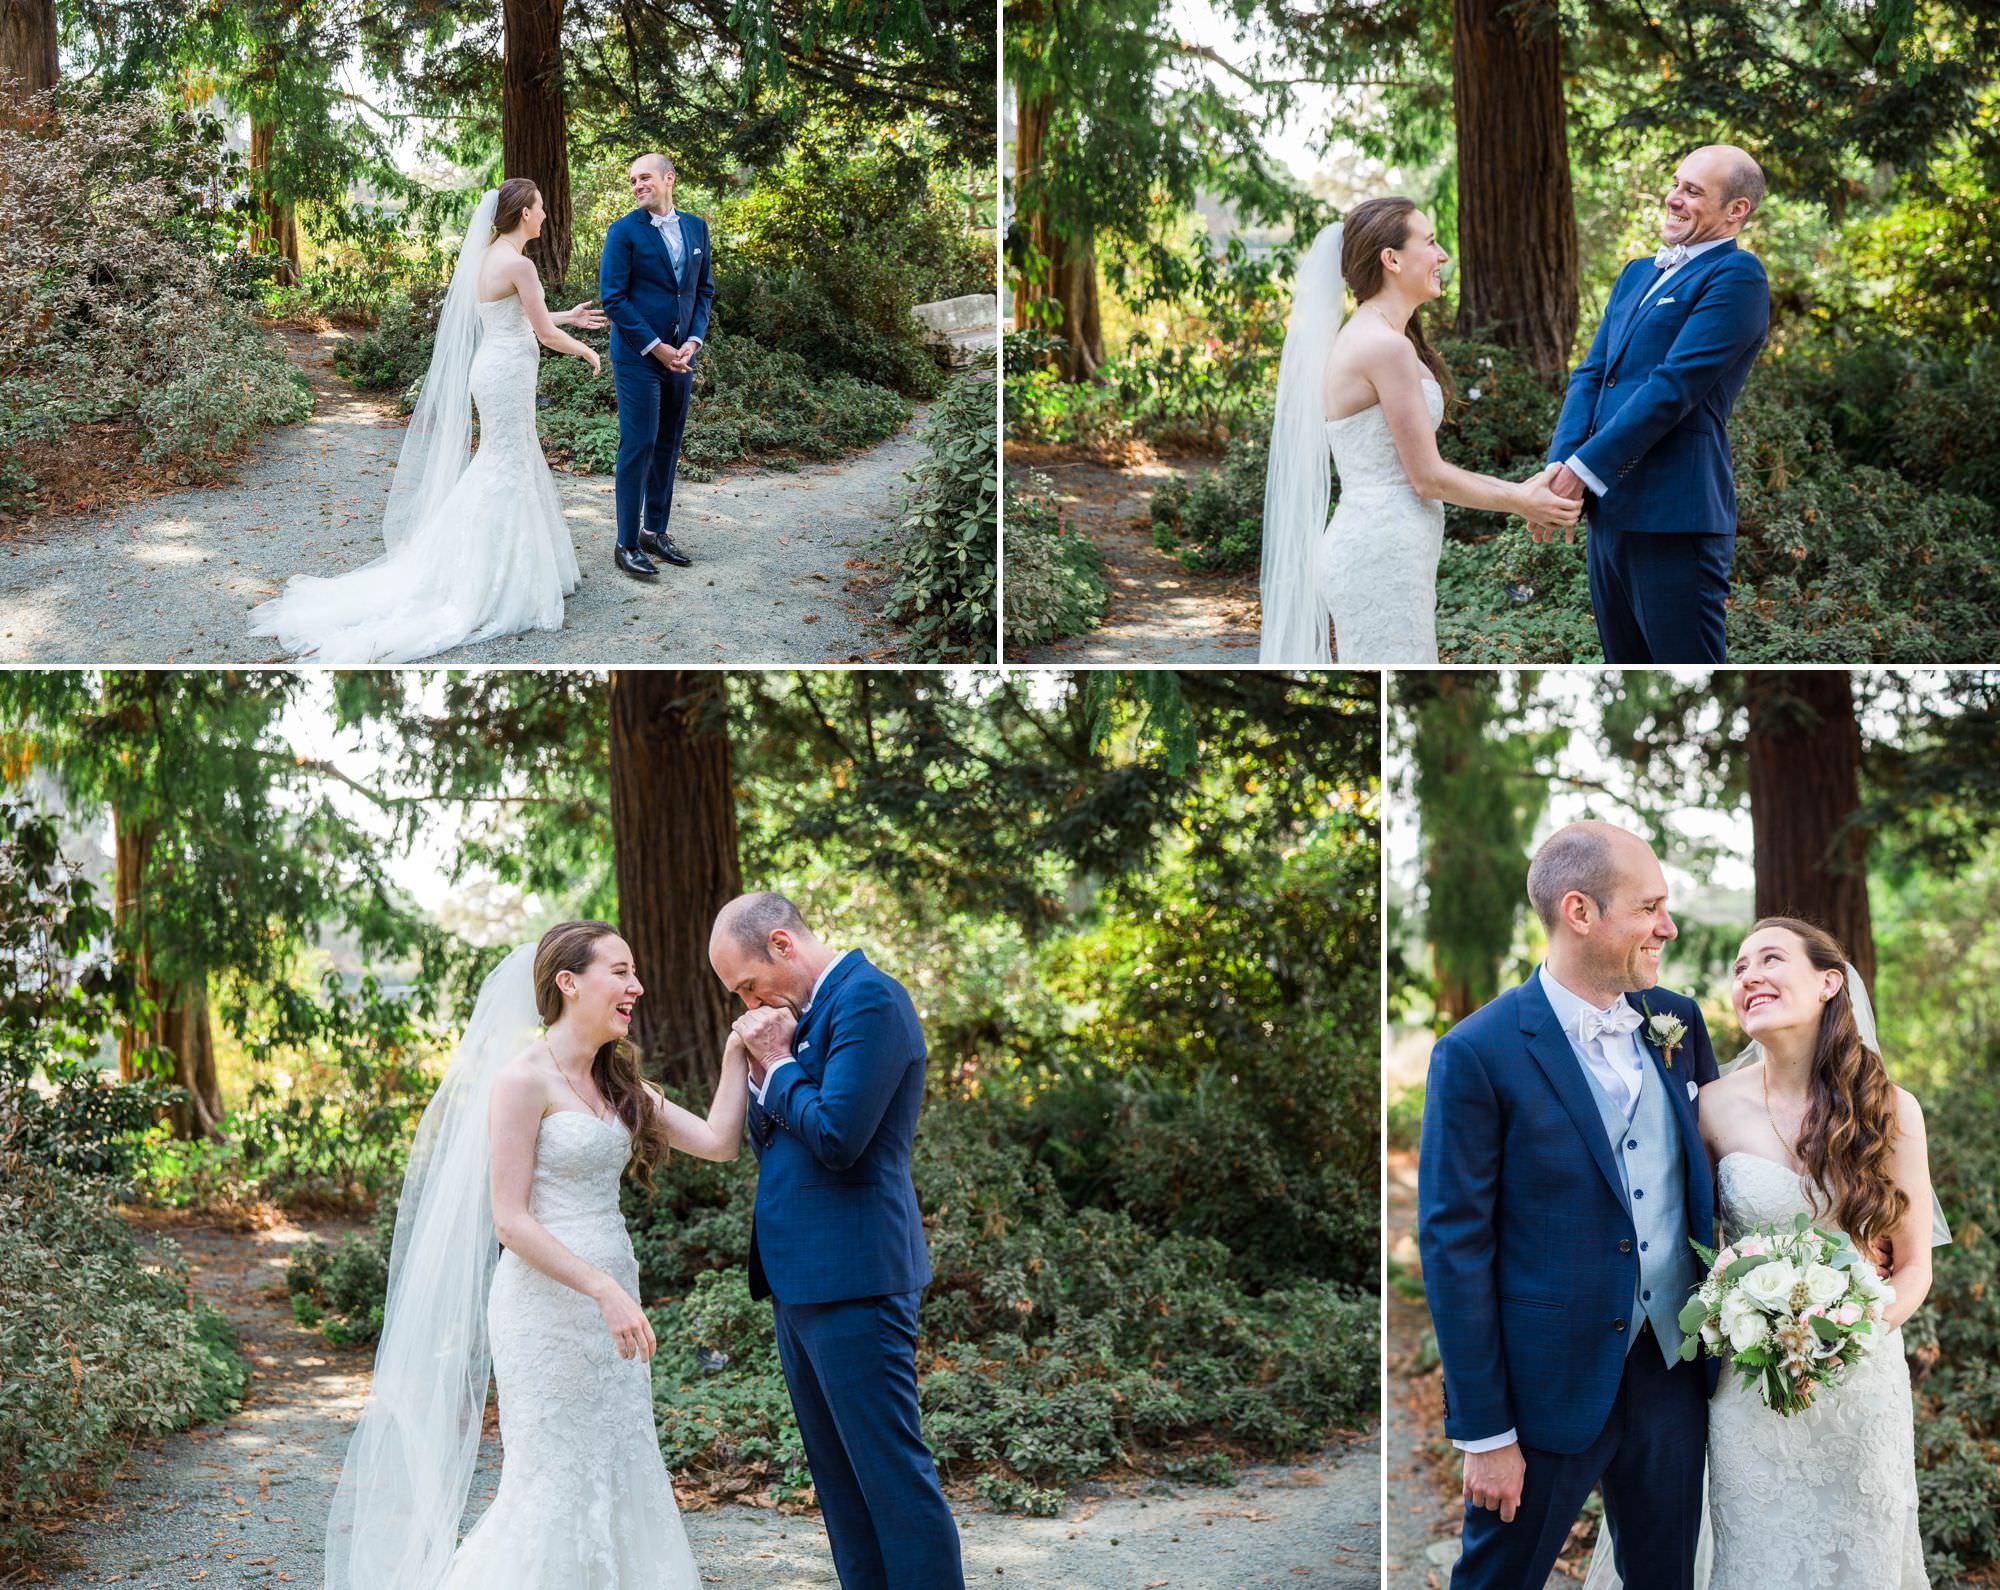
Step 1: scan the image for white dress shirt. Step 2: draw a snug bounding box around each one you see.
[1564,237,1731,498]
[747,949,847,1106]
[637,207,703,360]
[1453,966,1649,1454]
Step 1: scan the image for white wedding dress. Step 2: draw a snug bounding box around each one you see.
[1703,1151,1928,1589]
[250,293,578,661]
[444,1109,700,1588]
[1314,376,1445,664]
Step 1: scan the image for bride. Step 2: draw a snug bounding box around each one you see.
[1587,915,1939,1590]
[1258,198,1581,665]
[251,180,604,661]
[324,920,749,1587]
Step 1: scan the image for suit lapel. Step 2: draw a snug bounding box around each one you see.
[792,950,868,1069]
[1519,974,1624,1206]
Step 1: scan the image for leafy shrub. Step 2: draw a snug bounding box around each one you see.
[285,1198,396,1346]
[333,284,447,393]
[0,88,312,514]
[1001,470,1108,650]
[713,140,990,399]
[1149,419,1269,574]
[0,1154,245,1566]
[1910,1077,2000,1581]
[879,374,997,662]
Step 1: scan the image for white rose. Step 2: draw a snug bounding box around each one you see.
[1723,1301,1770,1353]
[1700,1317,1724,1350]
[1803,1263,1847,1307]
[1737,1259,1799,1311]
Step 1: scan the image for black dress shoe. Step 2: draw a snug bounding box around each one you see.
[639,529,692,567]
[614,545,659,579]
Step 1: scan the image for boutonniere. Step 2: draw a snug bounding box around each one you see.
[1640,997,1687,1069]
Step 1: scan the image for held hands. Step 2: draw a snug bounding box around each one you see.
[594,1279,657,1363]
[732,1006,798,1085]
[1463,1441,1526,1524]
[1521,464,1586,543]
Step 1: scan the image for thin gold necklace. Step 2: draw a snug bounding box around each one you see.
[548,1039,609,1121]
[1761,1062,1802,1165]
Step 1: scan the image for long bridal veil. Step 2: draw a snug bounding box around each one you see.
[323,943,539,1589]
[1258,221,1343,666]
[383,188,497,550]
[1577,962,1949,1590]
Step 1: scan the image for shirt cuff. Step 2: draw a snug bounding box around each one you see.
[685,337,701,350]
[1565,454,1609,498]
[747,1053,794,1106]
[1453,1429,1519,1454]
[640,337,661,356]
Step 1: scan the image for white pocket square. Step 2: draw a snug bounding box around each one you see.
[1687,1080,1699,1102]
[1657,296,1677,305]
[796,1039,810,1052]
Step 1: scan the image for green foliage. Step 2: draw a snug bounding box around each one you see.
[1148,422,1268,574]
[714,142,989,400]
[285,1200,396,1347]
[0,88,313,514]
[0,1154,246,1565]
[1906,1076,2000,1580]
[1001,469,1108,649]
[879,375,998,662]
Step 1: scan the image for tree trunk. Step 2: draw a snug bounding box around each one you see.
[113,811,225,1138]
[1744,671,1874,985]
[1012,89,1105,382]
[0,0,57,113]
[607,672,741,1093]
[1450,0,1577,376]
[247,114,301,283]
[502,0,572,285]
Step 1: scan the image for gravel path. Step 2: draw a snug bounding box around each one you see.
[35,1218,1379,1589]
[1006,453,1262,664]
[0,329,927,665]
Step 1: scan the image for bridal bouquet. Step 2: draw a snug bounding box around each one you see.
[1676,1212,1895,1416]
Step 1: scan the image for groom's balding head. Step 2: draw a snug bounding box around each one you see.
[709,892,827,1011]
[1528,821,1654,931]
[1669,145,1765,242]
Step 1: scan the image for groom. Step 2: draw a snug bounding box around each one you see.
[710,893,965,1590]
[1417,821,1720,1590]
[600,152,715,580]
[1539,145,1771,664]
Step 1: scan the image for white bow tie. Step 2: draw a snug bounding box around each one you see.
[1579,1003,1643,1045]
[1653,243,1690,271]
[652,211,678,229]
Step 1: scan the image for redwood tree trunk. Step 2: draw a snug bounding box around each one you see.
[607,672,741,1093]
[0,0,58,111]
[1450,0,1578,376]
[247,115,300,283]
[113,812,224,1139]
[502,0,572,285]
[1744,671,1875,985]
[1012,90,1104,382]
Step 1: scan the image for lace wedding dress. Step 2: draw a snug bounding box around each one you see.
[250,294,578,662]
[443,1110,699,1588]
[1705,1151,1929,1589]
[1313,376,1445,664]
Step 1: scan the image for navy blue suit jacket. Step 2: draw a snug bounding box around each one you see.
[746,951,934,1306]
[599,207,716,367]
[1549,240,1769,536]
[1416,972,1721,1454]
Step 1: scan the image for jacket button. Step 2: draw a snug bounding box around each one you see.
[1614,1317,1628,1332]
[1618,1239,1633,1253]
[1607,377,1617,387]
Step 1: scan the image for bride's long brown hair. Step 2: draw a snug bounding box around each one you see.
[533,920,671,1183]
[1756,916,1908,1253]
